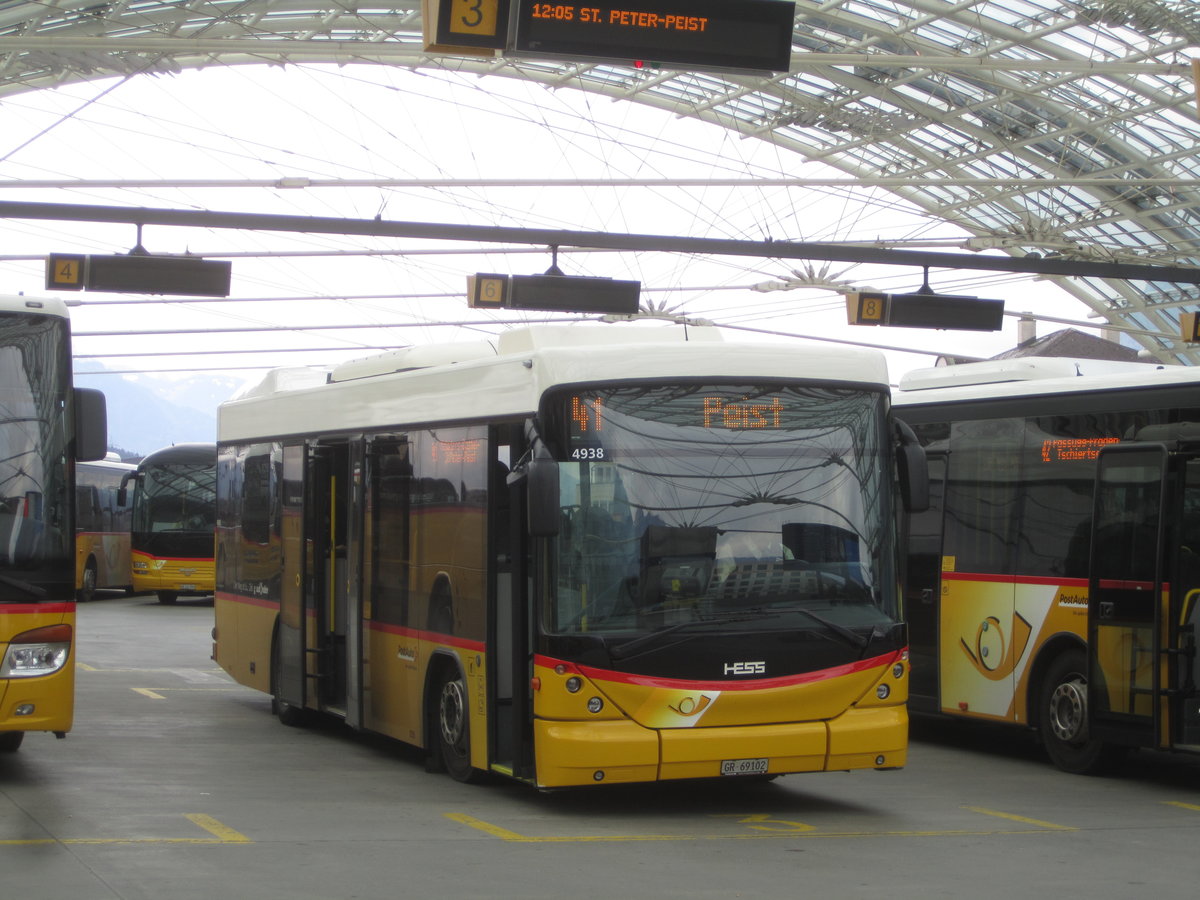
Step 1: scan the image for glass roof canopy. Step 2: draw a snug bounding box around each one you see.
[2,0,1199,362]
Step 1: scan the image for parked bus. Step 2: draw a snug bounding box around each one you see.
[75,453,135,602]
[0,293,107,752]
[123,443,216,605]
[213,323,925,788]
[895,357,1200,773]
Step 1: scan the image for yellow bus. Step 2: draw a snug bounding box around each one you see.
[75,454,135,602]
[214,324,925,787]
[0,293,107,752]
[896,357,1200,773]
[124,443,216,605]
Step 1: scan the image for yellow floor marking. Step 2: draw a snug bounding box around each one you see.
[963,807,1076,830]
[446,812,1076,843]
[446,813,528,841]
[0,815,251,846]
[130,687,240,700]
[77,662,98,671]
[185,814,252,843]
[1164,801,1200,812]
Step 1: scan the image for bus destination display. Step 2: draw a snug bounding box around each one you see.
[512,0,796,74]
[564,390,792,457]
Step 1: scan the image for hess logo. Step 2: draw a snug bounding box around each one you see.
[723,661,766,676]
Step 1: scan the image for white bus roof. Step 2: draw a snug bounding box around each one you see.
[895,356,1199,407]
[220,323,891,443]
[0,294,70,318]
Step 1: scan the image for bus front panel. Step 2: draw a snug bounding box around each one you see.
[0,604,75,735]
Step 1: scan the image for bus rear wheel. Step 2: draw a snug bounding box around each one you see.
[436,668,481,783]
[1037,649,1122,775]
[0,731,24,752]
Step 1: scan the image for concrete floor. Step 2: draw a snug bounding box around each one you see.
[3,593,1200,900]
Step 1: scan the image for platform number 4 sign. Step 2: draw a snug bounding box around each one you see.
[46,254,87,290]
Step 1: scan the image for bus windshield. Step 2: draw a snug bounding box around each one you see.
[0,312,71,591]
[133,463,216,535]
[543,383,895,637]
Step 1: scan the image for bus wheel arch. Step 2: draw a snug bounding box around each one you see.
[1030,640,1123,775]
[425,652,483,783]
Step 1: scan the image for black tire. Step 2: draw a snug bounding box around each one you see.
[77,559,98,603]
[157,590,178,605]
[271,636,305,727]
[0,731,24,752]
[1037,649,1123,774]
[436,666,482,783]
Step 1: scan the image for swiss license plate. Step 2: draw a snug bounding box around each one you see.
[721,757,769,776]
[179,584,196,591]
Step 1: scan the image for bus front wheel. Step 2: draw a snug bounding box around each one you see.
[436,668,481,783]
[1037,649,1122,775]
[270,637,306,728]
[0,731,24,752]
[77,559,98,603]
[157,591,178,605]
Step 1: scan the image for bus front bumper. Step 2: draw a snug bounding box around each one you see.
[0,670,74,734]
[532,705,907,787]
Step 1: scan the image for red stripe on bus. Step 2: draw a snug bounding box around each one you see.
[215,594,487,652]
[0,602,75,614]
[939,572,1089,587]
[215,591,278,611]
[369,620,485,653]
[1096,579,1153,591]
[134,556,213,563]
[536,650,902,692]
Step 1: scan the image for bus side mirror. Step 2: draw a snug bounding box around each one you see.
[896,420,929,513]
[74,387,108,462]
[526,450,560,538]
[117,471,132,507]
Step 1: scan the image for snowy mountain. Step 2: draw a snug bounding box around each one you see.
[74,362,248,459]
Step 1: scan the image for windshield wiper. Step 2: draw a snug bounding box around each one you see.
[792,607,870,652]
[794,609,903,659]
[609,610,783,661]
[0,573,48,600]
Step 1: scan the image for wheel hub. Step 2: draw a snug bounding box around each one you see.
[1048,676,1088,744]
[439,679,466,747]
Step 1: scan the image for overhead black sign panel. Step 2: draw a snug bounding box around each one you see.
[511,0,796,74]
[847,291,1005,332]
[469,272,640,313]
[46,253,232,296]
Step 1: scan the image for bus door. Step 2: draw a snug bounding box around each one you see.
[1088,444,1167,749]
[277,443,307,715]
[905,452,947,706]
[1168,449,1200,750]
[305,439,360,722]
[488,424,535,780]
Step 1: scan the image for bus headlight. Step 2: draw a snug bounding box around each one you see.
[1,624,71,677]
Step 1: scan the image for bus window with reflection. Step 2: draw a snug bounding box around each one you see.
[543,384,895,638]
